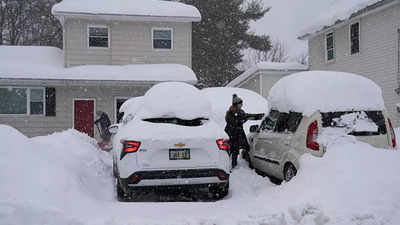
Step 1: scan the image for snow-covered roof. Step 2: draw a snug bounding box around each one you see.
[227,62,308,87]
[299,0,398,40]
[268,71,385,116]
[0,46,197,83]
[52,0,201,22]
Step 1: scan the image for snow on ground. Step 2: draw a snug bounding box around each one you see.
[268,71,385,116]
[1,124,400,225]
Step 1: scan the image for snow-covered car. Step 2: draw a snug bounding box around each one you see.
[111,82,230,201]
[248,71,397,183]
[201,87,269,134]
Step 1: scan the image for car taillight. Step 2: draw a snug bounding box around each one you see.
[388,119,396,149]
[306,121,320,151]
[217,171,228,181]
[130,175,141,184]
[120,140,141,160]
[216,139,229,151]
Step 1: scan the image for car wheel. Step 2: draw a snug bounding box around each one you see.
[248,156,254,169]
[116,178,128,202]
[284,163,297,182]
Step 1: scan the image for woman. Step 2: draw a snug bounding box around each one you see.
[225,94,264,168]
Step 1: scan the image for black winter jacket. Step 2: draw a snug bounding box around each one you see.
[224,107,264,153]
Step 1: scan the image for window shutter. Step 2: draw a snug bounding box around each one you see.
[45,87,56,117]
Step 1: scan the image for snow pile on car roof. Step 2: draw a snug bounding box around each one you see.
[52,0,201,21]
[268,71,385,116]
[136,82,212,120]
[202,87,269,133]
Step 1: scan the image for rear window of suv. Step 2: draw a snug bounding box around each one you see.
[143,117,208,127]
[260,110,303,133]
[321,111,387,136]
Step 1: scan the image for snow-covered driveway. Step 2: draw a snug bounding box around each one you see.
[1,125,400,225]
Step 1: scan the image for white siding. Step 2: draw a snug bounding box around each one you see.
[0,84,152,138]
[309,4,400,125]
[64,19,192,68]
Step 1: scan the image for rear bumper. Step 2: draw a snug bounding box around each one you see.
[120,169,229,192]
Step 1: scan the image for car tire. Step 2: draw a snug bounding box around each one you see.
[248,156,254,169]
[116,178,128,202]
[284,163,297,182]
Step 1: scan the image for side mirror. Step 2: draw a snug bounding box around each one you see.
[250,125,259,133]
[108,124,120,134]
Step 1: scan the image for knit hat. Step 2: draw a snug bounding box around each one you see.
[232,94,243,105]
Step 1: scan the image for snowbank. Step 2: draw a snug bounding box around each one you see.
[299,0,384,37]
[0,125,113,225]
[1,124,400,224]
[202,87,269,133]
[52,0,201,21]
[137,82,212,120]
[268,71,385,116]
[0,46,197,83]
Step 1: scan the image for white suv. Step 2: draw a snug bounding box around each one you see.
[248,109,396,183]
[111,82,230,201]
[247,71,397,183]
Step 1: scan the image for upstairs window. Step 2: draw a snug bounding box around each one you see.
[326,32,335,62]
[152,28,173,50]
[350,22,360,54]
[88,25,109,48]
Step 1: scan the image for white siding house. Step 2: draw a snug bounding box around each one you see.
[299,0,400,125]
[227,62,308,99]
[0,0,201,138]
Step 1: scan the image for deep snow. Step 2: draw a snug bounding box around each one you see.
[1,125,400,225]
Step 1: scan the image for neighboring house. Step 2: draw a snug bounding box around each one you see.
[0,0,200,138]
[226,62,308,99]
[299,0,400,125]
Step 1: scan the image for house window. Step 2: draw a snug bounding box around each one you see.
[326,32,335,62]
[152,28,173,49]
[88,25,109,48]
[350,22,360,54]
[0,87,44,115]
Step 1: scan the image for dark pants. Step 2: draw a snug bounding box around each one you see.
[231,149,239,168]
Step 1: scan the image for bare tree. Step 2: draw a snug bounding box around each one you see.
[295,52,309,66]
[240,39,289,70]
[0,0,62,47]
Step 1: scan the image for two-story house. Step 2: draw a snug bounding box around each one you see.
[299,0,400,125]
[0,0,201,138]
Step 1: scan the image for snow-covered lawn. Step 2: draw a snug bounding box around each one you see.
[1,125,400,225]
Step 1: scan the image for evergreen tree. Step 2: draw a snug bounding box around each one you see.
[174,0,271,87]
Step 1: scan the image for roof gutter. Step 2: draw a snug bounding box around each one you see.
[298,0,400,40]
[53,11,201,23]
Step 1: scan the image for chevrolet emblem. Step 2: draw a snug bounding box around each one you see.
[175,143,186,147]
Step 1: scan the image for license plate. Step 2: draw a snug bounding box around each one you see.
[169,149,190,160]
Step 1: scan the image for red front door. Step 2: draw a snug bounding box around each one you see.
[74,100,95,137]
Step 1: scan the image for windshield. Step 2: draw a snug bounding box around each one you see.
[321,111,387,136]
[143,117,209,127]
